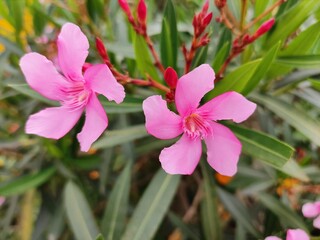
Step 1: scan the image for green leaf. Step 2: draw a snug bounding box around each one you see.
[258,193,308,230]
[122,169,180,240]
[227,124,293,168]
[133,33,160,82]
[206,59,261,99]
[95,234,104,240]
[212,42,230,72]
[217,188,261,238]
[64,181,99,240]
[102,162,132,240]
[191,45,209,69]
[242,42,280,95]
[160,0,178,69]
[0,167,55,196]
[93,125,148,149]
[281,21,320,55]
[276,55,320,68]
[200,162,222,240]
[252,93,320,146]
[255,0,272,18]
[167,212,200,240]
[6,0,24,34]
[276,159,310,182]
[265,0,320,48]
[0,36,24,56]
[8,83,58,105]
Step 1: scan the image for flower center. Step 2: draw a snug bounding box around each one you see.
[61,82,90,111]
[183,113,212,139]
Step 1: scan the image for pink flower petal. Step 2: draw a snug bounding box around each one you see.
[265,237,282,240]
[143,95,183,139]
[302,202,320,218]
[159,134,202,174]
[20,53,67,101]
[26,106,83,139]
[57,23,89,81]
[77,93,108,152]
[175,64,214,116]
[286,229,309,240]
[204,122,241,176]
[313,215,320,229]
[198,91,256,123]
[84,64,125,104]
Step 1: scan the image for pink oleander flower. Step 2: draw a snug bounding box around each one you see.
[265,229,309,240]
[302,201,320,229]
[143,64,256,175]
[20,23,125,151]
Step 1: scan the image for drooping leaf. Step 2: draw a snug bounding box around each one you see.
[101,161,132,240]
[0,167,55,196]
[160,0,178,69]
[64,181,100,240]
[122,169,180,240]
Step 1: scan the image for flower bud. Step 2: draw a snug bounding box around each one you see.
[254,18,275,38]
[137,0,147,23]
[118,0,131,14]
[95,37,109,62]
[214,0,227,9]
[203,12,213,28]
[202,0,209,15]
[164,67,178,89]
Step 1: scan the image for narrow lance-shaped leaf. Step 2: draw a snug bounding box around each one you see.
[276,55,320,68]
[160,0,178,69]
[0,167,56,196]
[121,169,180,240]
[101,161,132,240]
[64,181,100,240]
[252,93,320,146]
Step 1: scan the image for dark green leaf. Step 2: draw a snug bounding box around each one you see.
[212,42,230,72]
[160,0,178,69]
[191,45,208,69]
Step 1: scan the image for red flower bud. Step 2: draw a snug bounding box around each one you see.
[137,0,147,23]
[254,18,275,38]
[118,0,131,14]
[203,12,213,28]
[202,0,209,15]
[214,0,227,9]
[164,67,178,89]
[95,37,109,62]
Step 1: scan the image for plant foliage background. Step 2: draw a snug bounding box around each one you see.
[1,0,320,239]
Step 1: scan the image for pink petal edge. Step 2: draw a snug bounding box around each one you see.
[286,229,309,240]
[302,202,320,218]
[84,64,125,104]
[175,64,215,117]
[159,134,202,175]
[77,93,108,152]
[204,122,241,176]
[198,91,256,123]
[143,95,183,140]
[57,22,89,81]
[26,106,83,139]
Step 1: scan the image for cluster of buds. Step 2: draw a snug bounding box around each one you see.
[118,0,147,35]
[192,0,213,39]
[232,18,275,54]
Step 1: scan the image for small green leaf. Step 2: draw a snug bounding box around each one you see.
[276,55,320,68]
[64,181,100,240]
[0,167,55,196]
[242,42,280,95]
[93,125,148,149]
[102,162,132,240]
[122,169,180,240]
[160,0,178,69]
[200,162,222,240]
[217,188,261,238]
[252,93,320,146]
[227,124,293,168]
[191,45,208,69]
[258,193,308,230]
[133,33,160,82]
[206,59,261,99]
[95,234,104,240]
